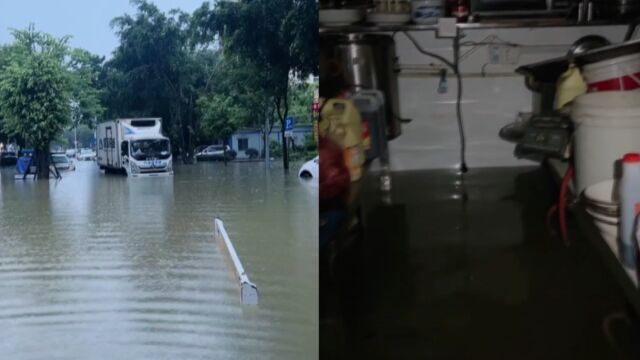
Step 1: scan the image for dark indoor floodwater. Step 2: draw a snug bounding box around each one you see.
[0,160,318,360]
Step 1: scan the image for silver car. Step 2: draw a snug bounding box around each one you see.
[77,148,96,161]
[52,154,76,171]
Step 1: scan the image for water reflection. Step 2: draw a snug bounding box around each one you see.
[0,160,317,359]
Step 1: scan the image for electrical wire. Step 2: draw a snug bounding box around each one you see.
[399,31,468,173]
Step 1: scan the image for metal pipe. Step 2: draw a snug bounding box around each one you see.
[214,218,259,305]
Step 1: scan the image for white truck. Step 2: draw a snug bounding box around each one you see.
[96,118,173,177]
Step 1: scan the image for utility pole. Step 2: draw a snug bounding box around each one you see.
[265,116,270,169]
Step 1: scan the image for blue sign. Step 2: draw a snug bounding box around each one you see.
[285,117,294,132]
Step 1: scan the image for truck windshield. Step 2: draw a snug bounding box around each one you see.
[130,139,171,160]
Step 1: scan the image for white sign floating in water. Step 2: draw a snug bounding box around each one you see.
[214,218,259,305]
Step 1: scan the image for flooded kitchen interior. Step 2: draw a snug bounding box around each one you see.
[0,161,318,359]
[319,10,640,359]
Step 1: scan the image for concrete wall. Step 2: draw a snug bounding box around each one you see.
[389,25,630,172]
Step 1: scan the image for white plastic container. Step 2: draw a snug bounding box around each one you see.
[411,0,443,24]
[571,90,640,193]
[581,52,640,92]
[584,179,619,243]
[620,153,640,268]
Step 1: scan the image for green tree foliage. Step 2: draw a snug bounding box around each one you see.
[196,53,276,155]
[197,94,241,141]
[288,79,317,125]
[104,0,214,163]
[0,26,71,178]
[192,0,319,170]
[68,48,105,128]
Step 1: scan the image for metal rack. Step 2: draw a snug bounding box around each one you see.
[320,18,633,34]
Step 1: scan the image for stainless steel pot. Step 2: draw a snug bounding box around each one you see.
[320,33,402,140]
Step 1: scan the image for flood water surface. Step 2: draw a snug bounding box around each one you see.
[0,160,318,359]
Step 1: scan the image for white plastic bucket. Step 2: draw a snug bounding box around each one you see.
[583,180,620,259]
[581,53,640,92]
[572,90,640,193]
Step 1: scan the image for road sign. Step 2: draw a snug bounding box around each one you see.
[285,117,294,138]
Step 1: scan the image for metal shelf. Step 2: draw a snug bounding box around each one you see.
[320,24,438,34]
[320,18,631,33]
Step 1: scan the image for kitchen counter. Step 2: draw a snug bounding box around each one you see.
[546,158,640,314]
[575,204,640,312]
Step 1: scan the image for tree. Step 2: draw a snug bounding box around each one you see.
[196,53,276,156]
[0,26,71,178]
[197,94,241,141]
[192,0,319,170]
[105,0,212,163]
[288,79,317,125]
[68,48,105,129]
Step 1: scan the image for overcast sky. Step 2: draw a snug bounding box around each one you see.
[0,0,208,59]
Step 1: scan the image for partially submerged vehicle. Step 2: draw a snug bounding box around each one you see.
[96,118,173,177]
[195,145,237,162]
[51,154,76,172]
[0,151,18,166]
[77,148,96,161]
[299,156,319,180]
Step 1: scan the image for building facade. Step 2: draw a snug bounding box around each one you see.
[229,125,313,159]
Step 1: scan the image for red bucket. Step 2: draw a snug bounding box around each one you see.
[582,53,640,92]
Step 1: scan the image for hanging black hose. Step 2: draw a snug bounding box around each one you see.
[399,31,468,174]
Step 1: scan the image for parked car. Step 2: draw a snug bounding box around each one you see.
[0,151,18,166]
[77,148,96,161]
[193,145,208,156]
[65,148,76,158]
[299,156,319,180]
[51,154,76,171]
[195,145,237,161]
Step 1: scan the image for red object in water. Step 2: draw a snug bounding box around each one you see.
[319,137,350,201]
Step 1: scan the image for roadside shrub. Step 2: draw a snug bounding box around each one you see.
[269,141,282,158]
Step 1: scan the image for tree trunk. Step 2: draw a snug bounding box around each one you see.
[281,123,288,170]
[185,94,195,164]
[36,146,50,180]
[176,100,187,165]
[279,81,290,171]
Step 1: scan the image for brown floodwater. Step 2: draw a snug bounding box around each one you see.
[0,159,318,359]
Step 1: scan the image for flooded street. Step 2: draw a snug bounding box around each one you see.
[0,160,318,359]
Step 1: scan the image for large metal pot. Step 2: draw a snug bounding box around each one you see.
[320,33,402,140]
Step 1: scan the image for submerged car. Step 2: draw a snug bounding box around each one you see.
[299,156,319,180]
[65,148,76,158]
[77,148,96,161]
[195,145,237,161]
[51,154,76,171]
[0,151,18,166]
